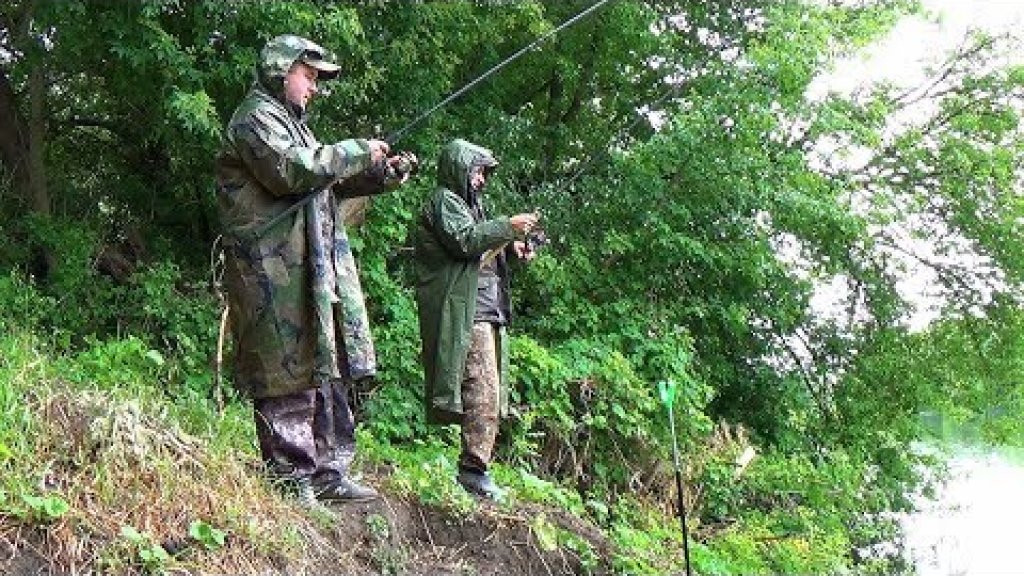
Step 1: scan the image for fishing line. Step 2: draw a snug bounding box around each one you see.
[561,81,688,190]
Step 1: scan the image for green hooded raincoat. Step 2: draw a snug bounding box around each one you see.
[413,140,518,424]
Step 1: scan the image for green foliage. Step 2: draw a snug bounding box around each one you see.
[20,215,119,342]
[188,519,227,551]
[608,497,689,576]
[365,512,408,576]
[365,513,390,541]
[120,525,173,573]
[0,328,50,513]
[2,0,1023,572]
[530,513,598,570]
[359,269,427,443]
[118,261,221,397]
[505,333,709,499]
[20,493,70,523]
[892,303,1024,445]
[64,336,166,390]
[510,468,585,515]
[167,88,222,141]
[360,432,476,514]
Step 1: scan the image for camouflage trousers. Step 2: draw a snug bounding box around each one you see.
[458,322,501,473]
[253,376,358,489]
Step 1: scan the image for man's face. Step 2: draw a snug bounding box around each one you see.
[469,165,488,192]
[283,62,319,109]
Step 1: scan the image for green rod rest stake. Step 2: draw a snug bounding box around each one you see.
[658,380,692,576]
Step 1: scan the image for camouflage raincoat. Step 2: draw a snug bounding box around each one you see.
[413,139,517,424]
[215,35,398,399]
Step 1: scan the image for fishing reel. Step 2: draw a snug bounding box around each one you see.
[525,209,548,253]
[371,150,419,185]
[525,227,549,253]
[389,150,420,177]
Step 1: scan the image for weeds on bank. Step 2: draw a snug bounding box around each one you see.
[365,512,408,576]
[1,268,873,576]
[360,430,606,571]
[0,330,51,519]
[0,329,332,575]
[361,427,590,516]
[2,329,866,576]
[360,431,476,514]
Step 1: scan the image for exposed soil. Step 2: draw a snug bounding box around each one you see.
[2,488,611,576]
[314,495,610,576]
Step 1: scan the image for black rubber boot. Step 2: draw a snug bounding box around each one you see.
[456,469,506,501]
[315,476,379,503]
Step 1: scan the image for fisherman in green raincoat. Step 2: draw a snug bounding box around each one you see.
[215,34,415,503]
[413,139,538,499]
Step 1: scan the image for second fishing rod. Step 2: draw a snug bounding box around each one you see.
[257,0,617,238]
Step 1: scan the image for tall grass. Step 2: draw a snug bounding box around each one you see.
[0,329,50,514]
[0,276,339,575]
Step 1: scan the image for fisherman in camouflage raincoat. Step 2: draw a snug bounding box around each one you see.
[412,139,538,500]
[215,34,414,503]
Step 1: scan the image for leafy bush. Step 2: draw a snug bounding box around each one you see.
[0,271,58,332]
[116,261,221,398]
[506,333,710,501]
[21,215,122,342]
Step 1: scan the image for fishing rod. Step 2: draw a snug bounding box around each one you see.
[548,43,724,195]
[386,0,616,146]
[256,0,616,238]
[560,81,687,189]
[517,80,688,248]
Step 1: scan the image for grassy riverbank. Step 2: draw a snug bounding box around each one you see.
[0,325,875,575]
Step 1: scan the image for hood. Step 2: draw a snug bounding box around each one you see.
[436,139,499,202]
[256,34,341,96]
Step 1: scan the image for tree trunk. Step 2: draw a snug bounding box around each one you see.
[0,0,55,278]
[28,60,50,218]
[0,70,32,205]
[0,60,55,277]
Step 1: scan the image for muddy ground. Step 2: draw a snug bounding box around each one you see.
[2,490,611,576]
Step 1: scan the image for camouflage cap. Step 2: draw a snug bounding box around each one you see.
[260,34,341,81]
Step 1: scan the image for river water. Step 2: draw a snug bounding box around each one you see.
[902,445,1024,575]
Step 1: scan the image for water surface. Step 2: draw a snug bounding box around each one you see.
[903,446,1024,575]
